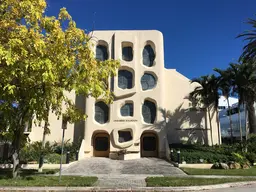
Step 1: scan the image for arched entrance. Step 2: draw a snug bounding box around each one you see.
[93,132,110,157]
[141,132,158,157]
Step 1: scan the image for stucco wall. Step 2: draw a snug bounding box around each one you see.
[163,69,219,145]
[83,30,166,157]
[29,91,85,144]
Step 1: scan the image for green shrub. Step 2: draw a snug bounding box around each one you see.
[245,153,256,165]
[44,153,66,164]
[231,152,247,165]
[20,141,54,163]
[53,139,80,161]
[246,134,256,153]
[170,144,234,163]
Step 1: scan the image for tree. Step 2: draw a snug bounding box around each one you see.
[0,0,120,178]
[214,68,234,143]
[190,75,220,145]
[228,62,256,135]
[238,18,256,62]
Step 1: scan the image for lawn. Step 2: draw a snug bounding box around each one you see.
[146,177,256,187]
[182,166,256,176]
[0,176,97,186]
[0,168,59,177]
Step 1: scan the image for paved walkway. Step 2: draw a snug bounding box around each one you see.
[60,157,185,187]
[62,157,184,175]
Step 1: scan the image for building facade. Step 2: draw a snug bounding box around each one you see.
[29,30,219,160]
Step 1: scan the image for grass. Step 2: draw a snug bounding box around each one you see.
[0,168,59,177]
[182,166,256,176]
[146,177,256,187]
[0,176,97,186]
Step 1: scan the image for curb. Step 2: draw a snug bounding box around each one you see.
[0,181,255,192]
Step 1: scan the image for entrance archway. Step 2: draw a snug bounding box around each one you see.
[141,132,158,157]
[93,132,110,157]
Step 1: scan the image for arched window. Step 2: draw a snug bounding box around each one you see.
[122,42,133,61]
[118,131,133,143]
[142,100,156,124]
[96,45,108,61]
[141,73,157,90]
[95,101,109,124]
[143,45,155,67]
[118,70,133,89]
[121,103,133,116]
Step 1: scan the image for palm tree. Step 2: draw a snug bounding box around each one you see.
[229,62,256,135]
[214,68,234,143]
[238,18,256,62]
[238,17,256,135]
[190,75,220,145]
[227,63,245,142]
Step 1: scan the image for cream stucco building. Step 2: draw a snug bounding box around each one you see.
[29,30,220,160]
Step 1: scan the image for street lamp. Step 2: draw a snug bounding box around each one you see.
[177,150,181,164]
[59,117,68,182]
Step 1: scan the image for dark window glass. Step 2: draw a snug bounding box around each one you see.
[122,46,133,61]
[142,100,156,124]
[143,136,156,151]
[95,101,109,124]
[143,45,155,67]
[118,70,133,89]
[96,45,108,61]
[227,107,239,116]
[95,137,109,151]
[141,73,156,90]
[121,103,133,116]
[118,131,133,143]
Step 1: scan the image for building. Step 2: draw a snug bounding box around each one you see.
[29,30,219,160]
[218,101,256,140]
[219,104,246,139]
[218,96,238,111]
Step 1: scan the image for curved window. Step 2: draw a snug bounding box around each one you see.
[95,101,109,124]
[118,70,133,89]
[96,45,108,61]
[121,103,133,116]
[143,45,155,67]
[142,100,156,124]
[118,131,133,143]
[122,42,133,61]
[141,73,157,90]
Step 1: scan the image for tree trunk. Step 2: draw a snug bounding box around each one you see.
[12,151,19,178]
[244,103,248,141]
[12,104,29,178]
[12,123,23,178]
[244,103,248,153]
[247,100,256,134]
[38,109,50,173]
[216,110,221,145]
[207,107,214,146]
[227,98,234,143]
[38,125,47,173]
[238,106,242,142]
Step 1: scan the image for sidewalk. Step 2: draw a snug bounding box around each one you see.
[0,181,256,192]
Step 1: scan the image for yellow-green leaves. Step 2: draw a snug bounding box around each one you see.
[0,0,119,131]
[58,8,72,21]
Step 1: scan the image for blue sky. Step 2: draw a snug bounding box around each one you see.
[46,0,255,79]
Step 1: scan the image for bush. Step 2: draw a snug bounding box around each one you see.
[53,140,80,161]
[20,141,54,163]
[170,144,234,163]
[245,153,256,165]
[44,153,66,164]
[246,134,256,153]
